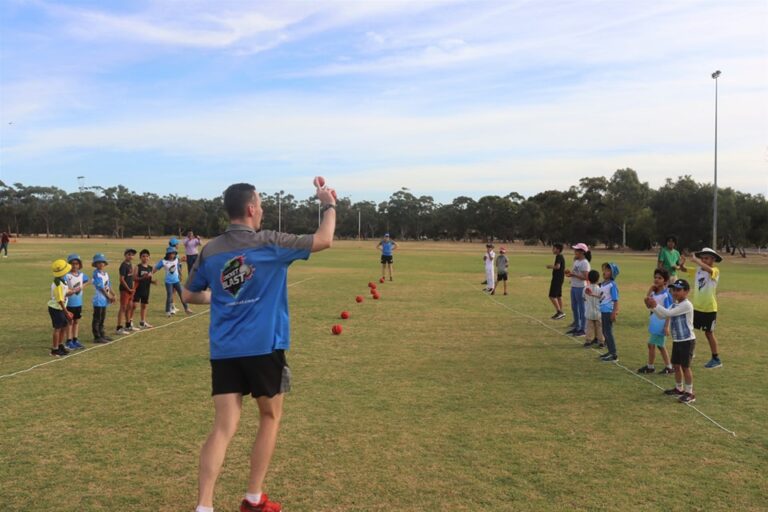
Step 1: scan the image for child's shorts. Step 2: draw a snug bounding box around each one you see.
[671,339,696,368]
[648,333,666,347]
[497,272,508,282]
[585,318,604,342]
[66,306,82,320]
[48,307,69,329]
[548,278,564,298]
[693,311,716,332]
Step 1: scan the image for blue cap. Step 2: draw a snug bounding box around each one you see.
[169,237,179,246]
[92,253,108,266]
[384,233,390,237]
[66,253,82,264]
[165,246,178,255]
[608,263,620,279]
[668,278,690,291]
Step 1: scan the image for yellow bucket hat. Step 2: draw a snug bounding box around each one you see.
[51,259,72,278]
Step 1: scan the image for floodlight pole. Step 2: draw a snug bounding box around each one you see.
[712,70,721,249]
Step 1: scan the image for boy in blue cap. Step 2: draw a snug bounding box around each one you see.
[154,246,191,316]
[645,279,697,404]
[590,262,620,362]
[91,253,116,343]
[64,254,89,350]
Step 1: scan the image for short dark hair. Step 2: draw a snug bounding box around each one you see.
[223,183,257,219]
[553,243,563,252]
[666,235,677,244]
[588,270,600,284]
[654,268,670,281]
[140,249,150,257]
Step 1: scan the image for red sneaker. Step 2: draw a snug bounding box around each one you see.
[240,494,282,512]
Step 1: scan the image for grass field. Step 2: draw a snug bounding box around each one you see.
[1,239,767,512]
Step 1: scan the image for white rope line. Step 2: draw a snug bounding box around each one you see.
[470,282,737,437]
[0,277,316,382]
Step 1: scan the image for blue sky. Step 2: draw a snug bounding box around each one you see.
[1,0,766,202]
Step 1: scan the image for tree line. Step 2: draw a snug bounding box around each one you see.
[1,169,766,251]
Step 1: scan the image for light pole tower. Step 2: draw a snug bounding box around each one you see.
[711,70,721,249]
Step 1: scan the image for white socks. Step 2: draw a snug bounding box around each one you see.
[245,492,262,504]
[684,384,693,394]
[196,506,214,512]
[675,381,683,391]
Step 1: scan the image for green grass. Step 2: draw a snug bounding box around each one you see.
[1,239,767,511]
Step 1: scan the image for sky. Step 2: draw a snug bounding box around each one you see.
[1,0,766,203]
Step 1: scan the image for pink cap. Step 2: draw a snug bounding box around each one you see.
[572,243,589,252]
[499,247,507,253]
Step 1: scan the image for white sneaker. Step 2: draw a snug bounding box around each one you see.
[140,321,153,329]
[116,327,127,335]
[171,305,179,314]
[127,325,139,332]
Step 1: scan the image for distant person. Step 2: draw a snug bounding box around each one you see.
[645,279,697,404]
[493,246,509,295]
[154,246,191,317]
[182,181,337,512]
[168,237,181,313]
[1,231,9,258]
[184,231,203,274]
[49,259,73,357]
[116,248,137,334]
[377,233,398,281]
[564,243,591,336]
[638,268,674,374]
[546,243,566,319]
[657,236,681,277]
[592,263,620,362]
[133,249,156,329]
[483,243,495,292]
[64,253,89,350]
[91,253,116,343]
[679,248,723,369]
[583,270,605,348]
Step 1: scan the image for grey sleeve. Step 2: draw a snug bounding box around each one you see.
[271,231,315,251]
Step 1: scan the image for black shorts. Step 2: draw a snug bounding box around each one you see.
[549,279,564,298]
[210,350,291,398]
[671,339,696,368]
[133,289,150,304]
[48,307,69,329]
[66,306,82,320]
[497,272,508,282]
[381,255,393,264]
[693,311,716,332]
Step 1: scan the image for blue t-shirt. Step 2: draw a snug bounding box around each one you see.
[64,271,89,307]
[155,258,181,284]
[186,225,313,360]
[92,269,111,307]
[380,240,395,256]
[599,279,619,313]
[648,288,673,335]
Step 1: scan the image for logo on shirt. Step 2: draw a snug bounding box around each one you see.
[220,255,254,298]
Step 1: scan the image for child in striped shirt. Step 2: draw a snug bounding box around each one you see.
[645,279,697,404]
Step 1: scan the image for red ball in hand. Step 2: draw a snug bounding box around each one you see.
[331,324,343,335]
[340,311,350,319]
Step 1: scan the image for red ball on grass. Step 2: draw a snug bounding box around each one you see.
[373,293,380,300]
[355,295,364,303]
[331,324,343,335]
[340,311,350,319]
[379,277,385,283]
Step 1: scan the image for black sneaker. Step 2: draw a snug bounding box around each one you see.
[637,365,655,374]
[56,345,70,356]
[550,313,559,320]
[94,337,110,344]
[102,336,114,342]
[573,331,586,337]
[50,348,61,357]
[554,312,566,320]
[659,367,674,375]
[598,352,611,359]
[664,387,685,397]
[601,354,618,362]
[679,392,696,404]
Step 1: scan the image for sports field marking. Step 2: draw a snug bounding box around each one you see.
[472,283,737,437]
[0,277,315,382]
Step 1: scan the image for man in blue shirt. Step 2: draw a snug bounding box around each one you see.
[184,181,336,512]
[376,233,399,282]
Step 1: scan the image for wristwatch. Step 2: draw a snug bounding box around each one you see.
[322,204,336,213]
